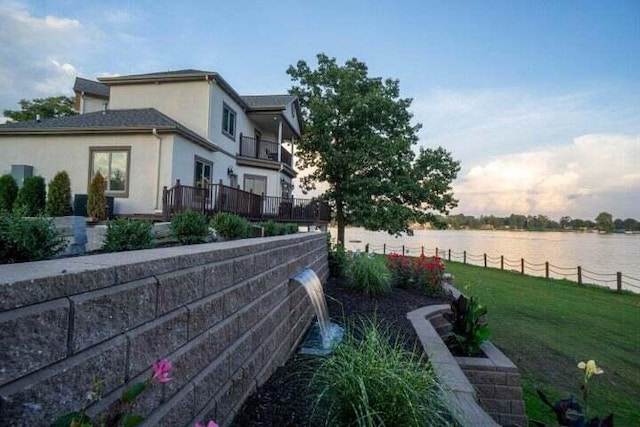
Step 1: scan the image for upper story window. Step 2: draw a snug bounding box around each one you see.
[222,102,237,140]
[89,146,130,197]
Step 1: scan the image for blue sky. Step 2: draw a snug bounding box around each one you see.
[1,0,639,220]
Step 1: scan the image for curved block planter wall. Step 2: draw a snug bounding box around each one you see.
[0,233,327,426]
[408,302,528,427]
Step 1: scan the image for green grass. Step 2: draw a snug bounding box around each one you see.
[445,261,640,426]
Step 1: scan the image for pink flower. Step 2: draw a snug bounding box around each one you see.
[152,359,172,383]
[195,421,219,427]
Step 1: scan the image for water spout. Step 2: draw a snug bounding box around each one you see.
[291,268,344,355]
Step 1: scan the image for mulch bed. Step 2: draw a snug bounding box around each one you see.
[231,277,447,427]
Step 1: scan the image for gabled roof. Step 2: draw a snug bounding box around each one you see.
[73,77,110,98]
[0,108,216,151]
[241,95,297,110]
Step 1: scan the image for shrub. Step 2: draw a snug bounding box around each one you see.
[46,171,73,217]
[328,242,348,278]
[310,319,453,427]
[210,212,250,240]
[104,218,155,252]
[171,209,210,244]
[347,253,392,296]
[259,221,281,237]
[0,209,66,263]
[387,253,447,297]
[284,223,299,234]
[0,174,18,212]
[14,175,46,216]
[446,294,491,357]
[87,173,107,221]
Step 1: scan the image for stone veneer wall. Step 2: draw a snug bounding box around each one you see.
[0,233,327,426]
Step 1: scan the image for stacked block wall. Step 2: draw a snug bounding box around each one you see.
[0,233,327,426]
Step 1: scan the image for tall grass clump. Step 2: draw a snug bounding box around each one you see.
[310,319,453,427]
[104,218,155,252]
[347,253,392,296]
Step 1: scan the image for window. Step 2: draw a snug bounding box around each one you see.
[194,156,213,188]
[243,174,267,196]
[222,102,237,139]
[89,147,130,197]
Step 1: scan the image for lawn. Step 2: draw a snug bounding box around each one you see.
[445,261,640,426]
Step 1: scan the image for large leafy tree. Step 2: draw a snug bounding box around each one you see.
[288,54,460,244]
[595,212,614,233]
[3,96,76,122]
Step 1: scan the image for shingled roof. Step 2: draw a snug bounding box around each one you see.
[0,108,215,151]
[73,77,110,98]
[241,95,296,110]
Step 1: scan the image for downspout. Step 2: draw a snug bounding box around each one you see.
[152,128,163,211]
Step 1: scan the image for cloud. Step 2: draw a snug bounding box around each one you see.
[452,134,640,219]
[0,3,87,112]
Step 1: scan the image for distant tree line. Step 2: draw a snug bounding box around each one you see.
[439,212,640,232]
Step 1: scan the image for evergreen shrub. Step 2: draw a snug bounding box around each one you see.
[211,212,250,240]
[0,174,18,212]
[0,209,66,263]
[104,218,155,252]
[46,171,73,216]
[171,209,209,244]
[87,173,107,221]
[14,176,46,216]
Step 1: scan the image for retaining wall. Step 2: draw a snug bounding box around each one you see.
[0,233,328,426]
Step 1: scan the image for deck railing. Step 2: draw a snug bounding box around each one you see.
[239,135,293,167]
[162,180,330,223]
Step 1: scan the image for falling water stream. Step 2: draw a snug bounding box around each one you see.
[291,268,344,355]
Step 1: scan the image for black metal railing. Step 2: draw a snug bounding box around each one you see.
[162,180,330,223]
[239,135,293,167]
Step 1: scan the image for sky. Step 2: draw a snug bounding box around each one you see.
[1,0,639,221]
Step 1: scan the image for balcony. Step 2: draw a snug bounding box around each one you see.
[239,135,293,167]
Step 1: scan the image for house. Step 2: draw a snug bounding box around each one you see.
[0,69,302,217]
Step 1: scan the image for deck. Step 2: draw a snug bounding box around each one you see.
[162,180,331,224]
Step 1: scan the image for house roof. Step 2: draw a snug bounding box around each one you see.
[99,69,249,110]
[73,77,110,98]
[0,108,217,151]
[241,95,297,110]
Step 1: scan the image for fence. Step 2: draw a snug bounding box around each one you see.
[360,243,640,293]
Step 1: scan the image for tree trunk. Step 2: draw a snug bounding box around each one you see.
[336,195,345,246]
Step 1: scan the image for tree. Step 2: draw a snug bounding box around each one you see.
[46,171,73,217]
[595,212,614,233]
[288,54,460,243]
[3,96,76,122]
[623,218,638,231]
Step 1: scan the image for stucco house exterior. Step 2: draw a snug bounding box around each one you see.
[0,69,301,217]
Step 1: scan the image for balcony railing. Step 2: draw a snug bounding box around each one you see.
[162,180,330,224]
[239,135,293,167]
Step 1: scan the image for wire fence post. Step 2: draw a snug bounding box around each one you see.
[463,251,467,264]
[365,243,369,253]
[577,266,582,285]
[434,247,437,257]
[383,243,386,255]
[448,249,451,261]
[500,255,504,270]
[617,272,622,292]
[402,245,405,257]
[422,246,425,256]
[545,262,549,279]
[521,258,525,274]
[484,253,487,268]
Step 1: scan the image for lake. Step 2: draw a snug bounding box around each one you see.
[328,227,640,293]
